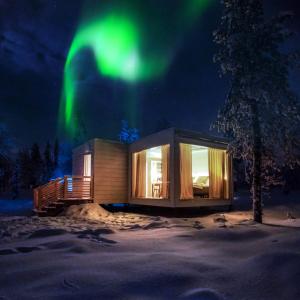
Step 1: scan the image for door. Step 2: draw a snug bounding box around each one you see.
[83,153,92,177]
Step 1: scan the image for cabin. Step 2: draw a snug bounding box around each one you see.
[34,128,233,215]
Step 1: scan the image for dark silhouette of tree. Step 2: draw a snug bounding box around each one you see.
[54,138,59,169]
[17,149,32,189]
[30,143,43,187]
[0,123,11,156]
[213,0,300,222]
[11,161,19,199]
[0,154,12,193]
[43,142,54,181]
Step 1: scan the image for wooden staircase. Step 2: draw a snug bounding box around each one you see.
[33,176,93,216]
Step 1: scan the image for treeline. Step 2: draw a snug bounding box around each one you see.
[0,136,74,198]
[15,140,59,190]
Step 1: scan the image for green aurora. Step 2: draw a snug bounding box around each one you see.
[60,0,213,137]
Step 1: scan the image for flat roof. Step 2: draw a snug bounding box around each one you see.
[77,127,229,151]
[174,128,229,145]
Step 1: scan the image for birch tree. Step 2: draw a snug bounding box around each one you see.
[213,0,300,222]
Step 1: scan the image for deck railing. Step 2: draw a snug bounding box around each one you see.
[33,176,93,210]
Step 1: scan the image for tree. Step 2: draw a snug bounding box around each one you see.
[17,149,32,189]
[11,161,19,199]
[213,0,300,222]
[119,120,140,144]
[43,142,54,182]
[0,123,11,156]
[54,138,59,169]
[30,143,43,187]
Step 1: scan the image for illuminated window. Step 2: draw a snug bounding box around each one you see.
[180,143,230,200]
[83,154,92,177]
[191,145,209,198]
[132,145,170,199]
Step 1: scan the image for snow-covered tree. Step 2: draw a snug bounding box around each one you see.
[119,120,140,144]
[213,0,300,222]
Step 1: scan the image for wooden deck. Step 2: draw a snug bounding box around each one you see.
[33,176,93,216]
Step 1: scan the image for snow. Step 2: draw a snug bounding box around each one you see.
[0,191,300,299]
[0,199,32,216]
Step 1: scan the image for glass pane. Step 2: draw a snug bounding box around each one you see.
[146,146,162,198]
[83,154,92,177]
[132,145,169,199]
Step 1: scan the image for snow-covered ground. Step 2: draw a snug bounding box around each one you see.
[0,190,300,300]
[0,199,32,216]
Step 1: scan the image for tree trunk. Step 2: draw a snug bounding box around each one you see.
[251,101,263,223]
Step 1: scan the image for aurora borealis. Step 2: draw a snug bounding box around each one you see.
[3,0,299,147]
[60,0,213,137]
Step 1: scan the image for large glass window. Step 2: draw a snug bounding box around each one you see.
[132,145,170,199]
[180,143,230,200]
[192,145,209,198]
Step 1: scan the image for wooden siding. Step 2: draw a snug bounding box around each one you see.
[93,139,128,204]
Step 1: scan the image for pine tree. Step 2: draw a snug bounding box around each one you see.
[54,138,59,169]
[119,120,140,144]
[11,160,19,199]
[17,149,32,189]
[213,0,300,222]
[0,123,11,156]
[30,143,43,187]
[43,142,53,182]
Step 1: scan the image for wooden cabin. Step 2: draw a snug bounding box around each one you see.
[34,128,233,215]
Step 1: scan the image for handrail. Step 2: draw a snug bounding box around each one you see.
[33,176,93,210]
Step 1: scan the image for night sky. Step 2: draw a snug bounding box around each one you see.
[1,0,300,148]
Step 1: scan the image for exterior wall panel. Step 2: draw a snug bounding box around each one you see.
[93,139,128,204]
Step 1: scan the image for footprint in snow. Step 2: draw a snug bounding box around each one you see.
[0,246,41,255]
[63,278,79,290]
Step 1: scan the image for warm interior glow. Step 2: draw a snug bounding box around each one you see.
[132,145,169,199]
[146,146,162,198]
[83,154,92,177]
[180,143,230,199]
[192,145,209,186]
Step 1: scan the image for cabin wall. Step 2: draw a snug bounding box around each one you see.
[72,129,233,208]
[93,139,128,204]
[72,141,94,176]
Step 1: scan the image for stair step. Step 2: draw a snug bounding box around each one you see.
[44,206,60,210]
[33,209,47,214]
[52,202,65,206]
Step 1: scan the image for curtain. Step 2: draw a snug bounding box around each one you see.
[161,144,170,199]
[133,150,147,198]
[208,149,223,198]
[83,154,92,183]
[209,149,230,199]
[132,153,137,197]
[180,144,194,199]
[83,154,92,177]
[224,152,231,199]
